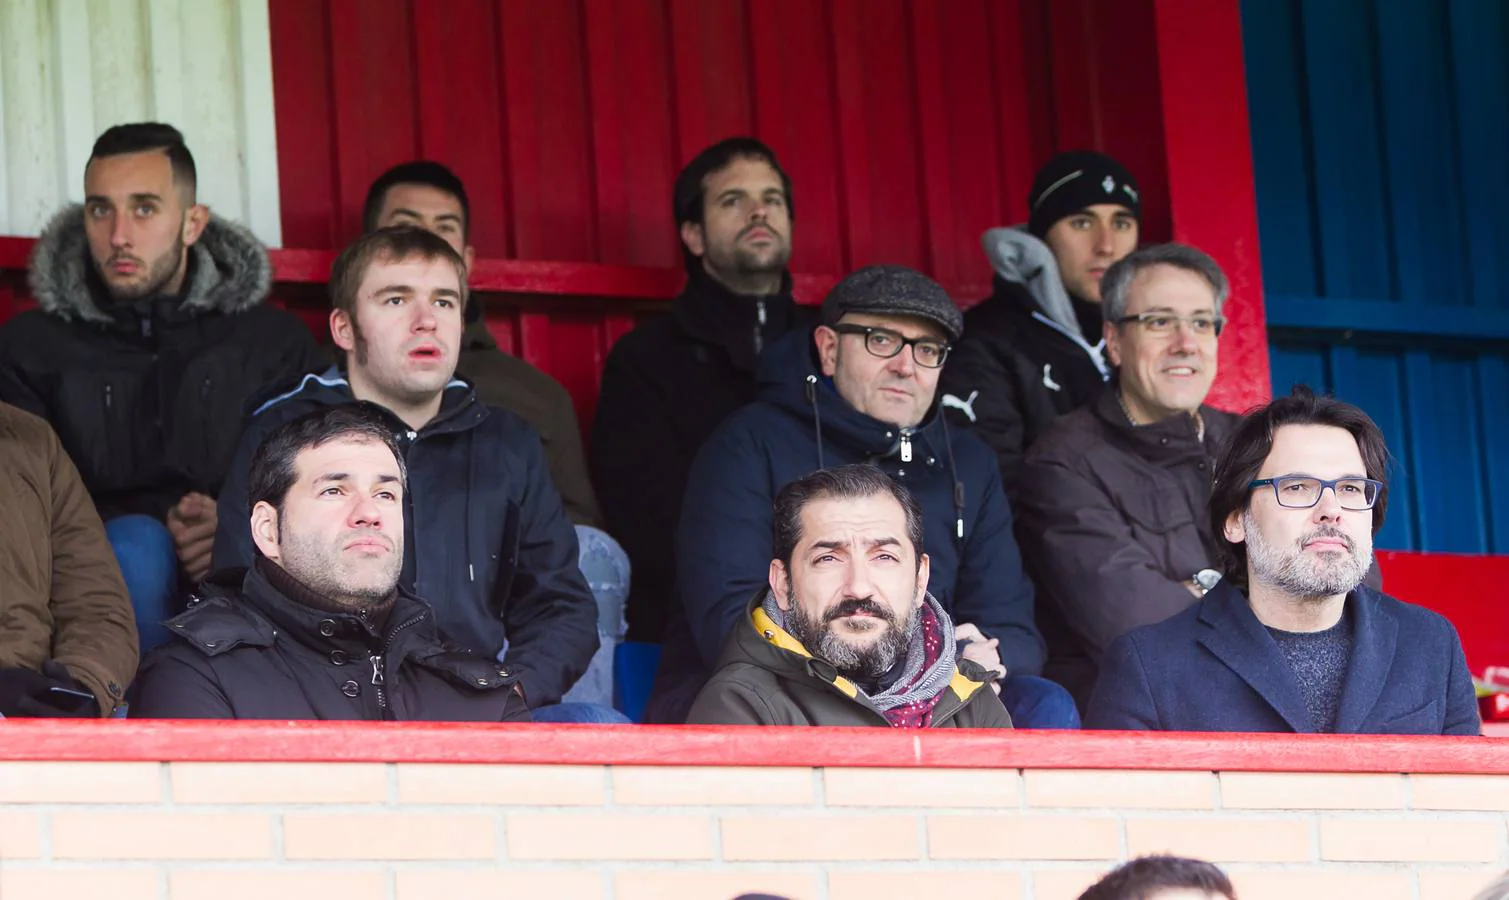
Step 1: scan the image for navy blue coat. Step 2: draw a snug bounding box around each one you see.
[673,329,1044,678]
[211,369,597,709]
[1086,580,1480,735]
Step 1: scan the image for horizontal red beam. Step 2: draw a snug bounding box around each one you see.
[0,720,1501,774]
[0,236,984,304]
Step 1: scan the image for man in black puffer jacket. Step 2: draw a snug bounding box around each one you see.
[0,124,322,653]
[134,406,530,722]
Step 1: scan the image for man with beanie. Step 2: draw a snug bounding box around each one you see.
[591,138,817,645]
[688,464,1012,729]
[652,265,1074,728]
[939,150,1141,500]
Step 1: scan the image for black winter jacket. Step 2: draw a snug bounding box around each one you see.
[0,206,322,521]
[590,265,817,642]
[648,329,1045,723]
[132,564,530,721]
[939,228,1111,503]
[210,370,597,709]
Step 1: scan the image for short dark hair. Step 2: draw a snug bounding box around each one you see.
[362,160,470,237]
[1209,385,1390,585]
[88,122,197,201]
[1078,855,1236,900]
[329,226,469,319]
[247,406,407,515]
[673,137,793,268]
[772,465,924,569]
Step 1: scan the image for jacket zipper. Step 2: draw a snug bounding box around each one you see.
[368,653,388,715]
[104,384,113,410]
[899,429,914,463]
[753,299,767,356]
[371,612,427,719]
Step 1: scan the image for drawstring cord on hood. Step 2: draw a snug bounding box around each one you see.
[804,375,825,471]
[938,412,966,547]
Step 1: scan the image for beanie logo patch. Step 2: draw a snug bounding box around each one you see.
[1102,175,1116,194]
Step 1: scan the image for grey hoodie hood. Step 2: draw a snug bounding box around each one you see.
[980,226,1107,377]
[981,226,1079,333]
[27,204,273,326]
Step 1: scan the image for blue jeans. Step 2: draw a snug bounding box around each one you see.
[105,515,179,655]
[558,525,630,709]
[531,702,631,724]
[1000,674,1081,729]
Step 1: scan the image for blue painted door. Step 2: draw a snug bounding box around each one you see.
[1243,0,1509,552]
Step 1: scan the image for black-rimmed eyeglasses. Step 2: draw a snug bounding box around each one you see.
[1249,476,1384,510]
[831,324,951,368]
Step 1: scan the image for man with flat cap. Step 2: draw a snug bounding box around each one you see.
[648,264,1074,728]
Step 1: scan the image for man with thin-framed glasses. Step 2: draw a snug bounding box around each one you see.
[1013,243,1240,711]
[651,265,1076,728]
[1087,386,1479,735]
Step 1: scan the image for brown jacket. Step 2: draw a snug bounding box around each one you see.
[1013,389,1237,709]
[687,597,1013,728]
[456,316,603,528]
[0,402,138,714]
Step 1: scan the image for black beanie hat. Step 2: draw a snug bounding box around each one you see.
[1027,150,1141,239]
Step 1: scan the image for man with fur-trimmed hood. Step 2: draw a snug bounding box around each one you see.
[0,123,322,652]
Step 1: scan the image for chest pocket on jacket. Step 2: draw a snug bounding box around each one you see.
[175,354,256,491]
[50,370,145,495]
[1118,487,1206,578]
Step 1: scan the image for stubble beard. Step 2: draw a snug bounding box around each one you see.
[100,231,187,301]
[276,520,402,610]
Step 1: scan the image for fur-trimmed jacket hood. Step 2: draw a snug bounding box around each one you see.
[27,204,273,326]
[0,206,320,521]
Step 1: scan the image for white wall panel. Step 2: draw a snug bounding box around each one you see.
[0,0,281,245]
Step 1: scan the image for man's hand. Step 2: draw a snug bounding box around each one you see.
[1182,580,1205,599]
[955,622,1006,695]
[167,492,218,582]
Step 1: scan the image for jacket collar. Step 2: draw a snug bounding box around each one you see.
[672,264,796,371]
[176,565,439,660]
[1090,389,1213,464]
[1195,581,1397,732]
[26,203,273,327]
[255,365,487,437]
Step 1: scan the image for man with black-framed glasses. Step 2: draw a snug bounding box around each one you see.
[647,265,1074,728]
[1087,386,1478,735]
[1013,243,1240,711]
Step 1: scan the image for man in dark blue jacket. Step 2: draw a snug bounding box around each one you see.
[654,265,1072,728]
[211,227,607,720]
[1088,387,1479,735]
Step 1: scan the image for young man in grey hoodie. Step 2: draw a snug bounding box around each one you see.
[938,151,1140,500]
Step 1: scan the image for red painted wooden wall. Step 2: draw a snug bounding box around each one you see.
[264,0,1271,426]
